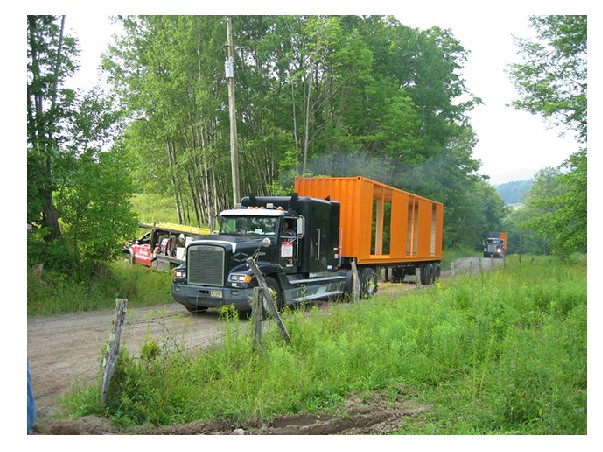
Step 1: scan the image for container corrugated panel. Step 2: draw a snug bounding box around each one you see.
[295,176,443,265]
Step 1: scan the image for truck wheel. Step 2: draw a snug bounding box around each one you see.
[421,264,432,285]
[360,268,378,298]
[185,306,208,314]
[344,270,354,294]
[264,277,284,313]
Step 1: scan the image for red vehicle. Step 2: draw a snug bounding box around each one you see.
[123,222,210,271]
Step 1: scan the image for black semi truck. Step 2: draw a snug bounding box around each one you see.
[171,176,444,314]
[171,194,348,313]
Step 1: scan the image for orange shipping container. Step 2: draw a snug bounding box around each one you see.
[295,176,443,266]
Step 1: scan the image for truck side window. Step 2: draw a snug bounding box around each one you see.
[282,220,296,237]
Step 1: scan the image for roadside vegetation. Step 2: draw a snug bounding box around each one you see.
[27,260,173,316]
[57,255,586,434]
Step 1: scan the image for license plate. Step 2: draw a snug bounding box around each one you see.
[210,290,222,298]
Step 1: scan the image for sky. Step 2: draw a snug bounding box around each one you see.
[57,1,594,187]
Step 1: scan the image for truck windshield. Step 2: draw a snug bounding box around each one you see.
[219,216,278,236]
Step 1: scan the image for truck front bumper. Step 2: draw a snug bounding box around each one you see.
[171,283,255,311]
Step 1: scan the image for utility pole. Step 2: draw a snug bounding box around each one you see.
[225,17,240,207]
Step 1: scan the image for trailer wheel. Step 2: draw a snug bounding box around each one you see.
[392,267,404,283]
[360,268,378,298]
[433,263,441,282]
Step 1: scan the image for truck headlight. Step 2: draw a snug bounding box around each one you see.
[228,273,253,284]
[172,268,186,283]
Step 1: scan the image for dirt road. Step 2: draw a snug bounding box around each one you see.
[27,302,232,420]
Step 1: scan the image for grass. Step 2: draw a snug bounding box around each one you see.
[27,259,174,316]
[57,255,587,434]
[130,193,181,225]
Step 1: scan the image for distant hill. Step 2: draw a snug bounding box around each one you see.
[496,180,533,205]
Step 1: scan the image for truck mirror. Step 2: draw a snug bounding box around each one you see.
[296,217,304,236]
[261,237,271,248]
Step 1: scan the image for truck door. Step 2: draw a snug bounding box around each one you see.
[308,202,332,273]
[279,217,299,271]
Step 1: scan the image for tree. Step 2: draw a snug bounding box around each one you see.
[519,153,586,255]
[105,16,484,248]
[508,15,587,255]
[53,90,138,272]
[27,15,78,241]
[509,15,586,143]
[27,16,138,274]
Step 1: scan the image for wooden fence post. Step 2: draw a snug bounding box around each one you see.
[252,287,263,349]
[415,267,422,288]
[100,298,127,407]
[351,259,360,302]
[246,257,290,342]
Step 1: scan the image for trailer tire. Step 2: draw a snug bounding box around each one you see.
[433,263,441,281]
[392,267,404,283]
[360,268,378,298]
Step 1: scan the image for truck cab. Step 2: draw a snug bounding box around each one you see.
[171,195,346,314]
[483,232,507,258]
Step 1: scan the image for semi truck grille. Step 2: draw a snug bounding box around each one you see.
[187,245,225,286]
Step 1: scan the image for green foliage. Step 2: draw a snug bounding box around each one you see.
[509,15,587,143]
[513,151,586,255]
[55,146,138,271]
[27,260,173,316]
[130,194,180,225]
[507,15,587,256]
[105,15,484,247]
[28,16,139,276]
[61,257,586,434]
[27,15,80,241]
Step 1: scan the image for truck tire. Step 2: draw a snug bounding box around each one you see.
[185,306,208,314]
[360,268,378,298]
[264,277,284,313]
[421,264,432,285]
[344,270,354,295]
